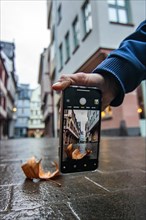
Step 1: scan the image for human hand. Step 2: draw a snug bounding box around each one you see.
[52,72,119,110]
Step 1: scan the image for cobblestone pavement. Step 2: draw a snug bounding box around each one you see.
[0,137,146,220]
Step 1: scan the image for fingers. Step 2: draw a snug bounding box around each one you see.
[52,74,73,90]
[52,72,104,90]
[52,73,86,90]
[52,72,112,111]
[52,80,71,90]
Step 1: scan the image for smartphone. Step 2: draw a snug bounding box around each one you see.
[59,86,102,173]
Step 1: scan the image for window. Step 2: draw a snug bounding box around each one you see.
[59,43,63,70]
[51,26,55,62]
[57,4,62,25]
[107,0,130,24]
[137,83,146,119]
[18,118,25,124]
[72,16,80,51]
[65,31,70,62]
[18,108,21,115]
[51,42,55,61]
[51,26,55,43]
[82,0,92,35]
[21,108,24,114]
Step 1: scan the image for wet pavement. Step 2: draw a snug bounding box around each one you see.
[0,137,146,219]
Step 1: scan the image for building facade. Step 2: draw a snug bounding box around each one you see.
[28,86,45,138]
[63,109,81,145]
[0,41,17,139]
[46,0,146,137]
[0,52,9,139]
[86,110,100,142]
[38,47,54,137]
[14,84,31,138]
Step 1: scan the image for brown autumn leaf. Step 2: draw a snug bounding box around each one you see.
[21,156,60,180]
[65,143,74,158]
[65,144,92,159]
[72,148,87,159]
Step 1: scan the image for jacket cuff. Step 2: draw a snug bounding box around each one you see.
[92,57,129,106]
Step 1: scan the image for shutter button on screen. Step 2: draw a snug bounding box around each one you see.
[79,97,86,105]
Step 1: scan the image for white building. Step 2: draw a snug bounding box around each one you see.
[47,0,146,137]
[28,86,45,138]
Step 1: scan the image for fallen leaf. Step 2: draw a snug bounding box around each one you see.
[21,156,60,182]
[72,148,87,159]
[65,144,92,159]
[65,143,74,158]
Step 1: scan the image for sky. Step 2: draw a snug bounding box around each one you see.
[1,0,50,88]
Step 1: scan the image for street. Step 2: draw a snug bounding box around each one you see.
[0,137,146,219]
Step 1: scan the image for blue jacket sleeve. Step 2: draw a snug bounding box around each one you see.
[92,20,146,106]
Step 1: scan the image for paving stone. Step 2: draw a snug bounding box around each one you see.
[56,173,107,198]
[99,137,145,171]
[0,137,145,219]
[11,174,108,211]
[85,169,145,192]
[0,203,76,220]
[68,187,146,220]
[0,186,11,211]
[0,163,25,185]
[11,180,68,210]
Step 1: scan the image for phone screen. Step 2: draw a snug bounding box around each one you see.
[60,86,101,173]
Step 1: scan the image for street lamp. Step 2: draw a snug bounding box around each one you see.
[12,107,17,112]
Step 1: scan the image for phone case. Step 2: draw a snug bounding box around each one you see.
[59,86,102,173]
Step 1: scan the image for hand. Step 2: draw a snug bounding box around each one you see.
[52,72,119,110]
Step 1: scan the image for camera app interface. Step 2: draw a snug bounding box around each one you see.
[62,88,100,162]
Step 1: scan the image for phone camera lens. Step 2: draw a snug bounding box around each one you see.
[79,97,86,105]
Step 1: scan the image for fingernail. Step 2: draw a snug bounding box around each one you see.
[53,82,61,86]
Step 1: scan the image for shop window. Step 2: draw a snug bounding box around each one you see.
[137,84,146,119]
[101,106,112,120]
